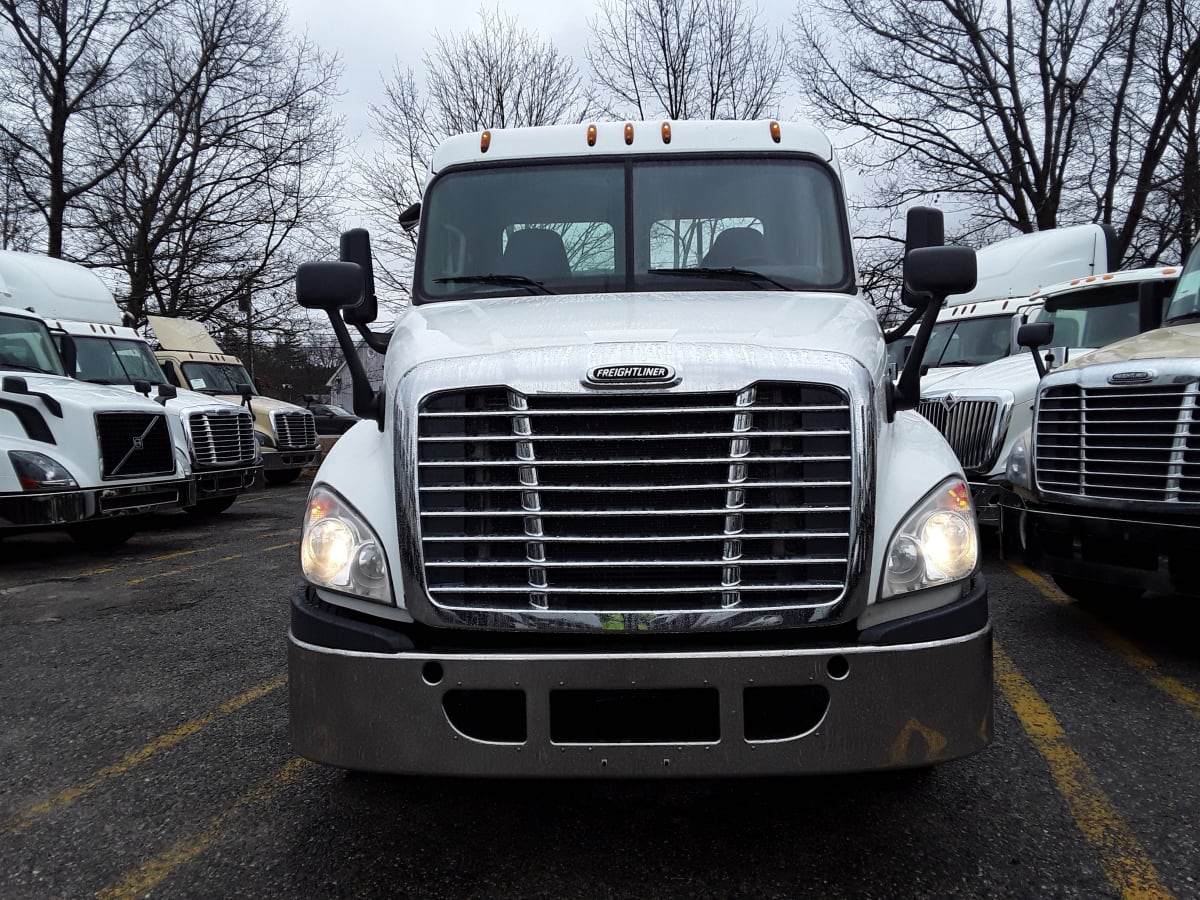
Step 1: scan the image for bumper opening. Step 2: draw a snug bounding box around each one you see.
[550,688,719,744]
[743,686,830,741]
[444,690,527,743]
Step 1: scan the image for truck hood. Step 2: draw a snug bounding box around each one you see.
[5,373,168,411]
[922,347,1103,398]
[1057,323,1200,370]
[98,383,243,414]
[391,291,882,372]
[216,394,306,413]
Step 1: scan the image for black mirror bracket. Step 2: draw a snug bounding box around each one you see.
[893,295,944,412]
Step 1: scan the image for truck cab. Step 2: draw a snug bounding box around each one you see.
[149,316,321,484]
[1003,242,1200,602]
[289,120,991,777]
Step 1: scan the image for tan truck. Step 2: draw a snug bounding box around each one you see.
[148,316,320,484]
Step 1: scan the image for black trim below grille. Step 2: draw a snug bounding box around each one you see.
[415,382,854,613]
[96,412,175,479]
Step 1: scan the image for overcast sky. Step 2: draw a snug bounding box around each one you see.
[283,0,800,151]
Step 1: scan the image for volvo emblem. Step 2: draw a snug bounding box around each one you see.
[585,364,677,387]
[131,436,144,450]
[1108,370,1154,385]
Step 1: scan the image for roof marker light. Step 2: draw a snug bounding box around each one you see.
[1070,279,1080,285]
[769,121,781,143]
[661,122,671,144]
[1102,274,1114,280]
[624,122,634,145]
[1085,276,1096,282]
[1163,268,1177,275]
[480,130,491,153]
[587,124,597,147]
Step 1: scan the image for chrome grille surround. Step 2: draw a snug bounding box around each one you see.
[184,407,257,468]
[917,390,1013,473]
[270,409,318,449]
[394,344,877,633]
[1033,360,1200,510]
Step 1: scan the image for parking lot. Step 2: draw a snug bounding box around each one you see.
[1,476,1198,898]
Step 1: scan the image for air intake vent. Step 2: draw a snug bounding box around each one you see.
[96,412,175,479]
[917,396,1005,472]
[415,382,854,614]
[188,410,256,467]
[273,411,317,449]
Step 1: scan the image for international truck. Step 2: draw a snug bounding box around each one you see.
[148,315,321,484]
[0,251,262,515]
[1002,238,1200,602]
[288,120,991,776]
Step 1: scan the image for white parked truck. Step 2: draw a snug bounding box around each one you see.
[920,266,1179,524]
[1002,240,1200,602]
[289,120,991,776]
[0,250,262,515]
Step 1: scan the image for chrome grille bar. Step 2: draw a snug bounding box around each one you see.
[917,396,1005,472]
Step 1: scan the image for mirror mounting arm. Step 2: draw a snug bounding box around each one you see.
[328,309,384,430]
[893,294,942,411]
[354,322,391,353]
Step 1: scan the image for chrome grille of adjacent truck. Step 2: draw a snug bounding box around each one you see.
[187,410,256,467]
[416,382,854,613]
[1035,383,1200,503]
[917,396,1004,472]
[272,410,317,449]
[96,412,175,479]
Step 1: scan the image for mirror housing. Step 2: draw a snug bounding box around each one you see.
[901,207,946,309]
[1017,322,1054,378]
[904,246,978,299]
[235,383,254,408]
[296,261,364,312]
[339,229,377,326]
[399,202,421,232]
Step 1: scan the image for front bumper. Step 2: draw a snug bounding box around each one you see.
[0,478,192,530]
[262,448,320,471]
[289,583,993,777]
[192,463,261,500]
[1010,499,1200,595]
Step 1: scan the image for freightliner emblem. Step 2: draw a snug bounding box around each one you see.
[1108,370,1154,385]
[585,364,676,386]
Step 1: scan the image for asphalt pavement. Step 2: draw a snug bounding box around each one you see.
[1,479,1197,899]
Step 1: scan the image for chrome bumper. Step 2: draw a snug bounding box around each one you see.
[0,479,191,530]
[262,448,320,471]
[289,622,993,777]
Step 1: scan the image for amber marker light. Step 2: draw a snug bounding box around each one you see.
[661,122,671,144]
[1163,268,1177,275]
[1102,274,1114,280]
[624,122,634,145]
[769,120,781,143]
[587,124,597,146]
[480,130,491,153]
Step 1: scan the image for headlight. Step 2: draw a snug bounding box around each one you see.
[882,478,979,599]
[8,451,78,491]
[255,430,275,450]
[1005,430,1032,490]
[300,485,392,604]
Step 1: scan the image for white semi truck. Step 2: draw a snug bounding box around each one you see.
[288,120,991,776]
[0,251,262,515]
[1002,238,1200,602]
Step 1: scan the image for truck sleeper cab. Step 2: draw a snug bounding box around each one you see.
[1003,243,1200,602]
[290,120,991,777]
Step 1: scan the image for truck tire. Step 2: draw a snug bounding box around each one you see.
[185,495,238,515]
[999,505,1026,562]
[1052,575,1143,605]
[67,520,139,549]
[265,469,302,485]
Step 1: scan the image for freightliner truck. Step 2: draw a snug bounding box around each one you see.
[1002,236,1200,602]
[289,120,991,776]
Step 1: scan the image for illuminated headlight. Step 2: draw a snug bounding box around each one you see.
[300,485,392,604]
[883,478,979,599]
[1005,429,1032,490]
[8,451,78,491]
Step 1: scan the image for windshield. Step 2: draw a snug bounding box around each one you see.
[416,156,851,301]
[313,404,353,417]
[1165,245,1200,323]
[181,361,255,394]
[923,315,1014,368]
[1029,279,1172,347]
[0,313,67,376]
[70,336,167,385]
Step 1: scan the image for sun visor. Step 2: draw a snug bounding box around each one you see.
[147,315,225,353]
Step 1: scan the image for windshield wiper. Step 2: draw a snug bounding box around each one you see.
[647,266,791,291]
[83,377,120,385]
[933,360,979,367]
[1163,312,1200,326]
[433,274,555,295]
[2,362,53,374]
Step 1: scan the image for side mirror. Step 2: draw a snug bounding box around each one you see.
[2,375,29,394]
[133,379,152,397]
[157,384,177,400]
[235,382,254,405]
[904,246,977,299]
[1017,322,1054,378]
[399,202,421,232]
[57,334,77,374]
[1138,279,1169,331]
[901,206,945,308]
[296,261,365,312]
[339,229,378,326]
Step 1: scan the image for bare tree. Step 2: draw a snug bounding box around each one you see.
[0,135,37,250]
[72,0,345,329]
[588,0,788,121]
[0,0,191,258]
[792,0,1200,266]
[361,7,586,299]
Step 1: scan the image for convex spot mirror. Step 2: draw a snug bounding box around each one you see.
[901,206,946,309]
[296,261,365,312]
[339,229,378,327]
[904,246,977,300]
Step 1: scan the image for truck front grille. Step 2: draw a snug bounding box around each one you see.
[187,410,256,467]
[273,411,317,449]
[416,382,854,613]
[917,396,1004,472]
[96,412,175,479]
[1035,383,1200,503]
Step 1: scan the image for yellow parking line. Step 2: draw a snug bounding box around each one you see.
[1009,564,1200,721]
[994,644,1172,899]
[76,565,116,578]
[124,554,242,586]
[262,541,297,552]
[235,495,272,504]
[147,548,208,563]
[97,758,310,900]
[0,676,286,840]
